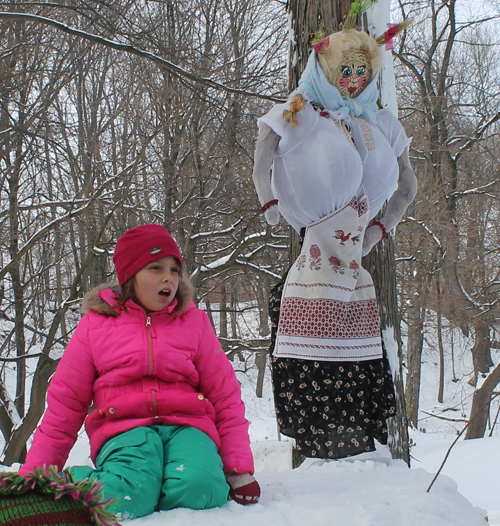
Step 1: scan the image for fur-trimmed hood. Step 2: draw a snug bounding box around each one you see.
[81,277,194,317]
[82,282,120,316]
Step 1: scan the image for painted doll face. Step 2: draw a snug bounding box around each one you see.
[337,49,372,98]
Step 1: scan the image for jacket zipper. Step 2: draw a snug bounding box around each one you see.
[146,316,153,376]
[146,316,159,419]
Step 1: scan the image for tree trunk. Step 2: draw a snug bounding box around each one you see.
[405,299,425,429]
[219,283,228,348]
[257,276,271,338]
[364,236,410,465]
[403,263,427,429]
[3,356,57,466]
[465,362,500,440]
[286,0,409,466]
[230,287,238,340]
[469,322,493,386]
[255,351,266,399]
[437,283,445,404]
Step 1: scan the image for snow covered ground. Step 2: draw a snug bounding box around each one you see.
[60,407,496,526]
[122,441,492,526]
[54,347,498,526]
[3,313,498,525]
[411,431,498,525]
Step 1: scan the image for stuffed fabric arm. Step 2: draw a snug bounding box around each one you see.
[252,124,280,225]
[362,147,417,256]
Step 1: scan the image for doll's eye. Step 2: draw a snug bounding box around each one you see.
[341,66,352,78]
[357,66,366,76]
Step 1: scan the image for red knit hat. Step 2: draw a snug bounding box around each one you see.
[113,224,183,286]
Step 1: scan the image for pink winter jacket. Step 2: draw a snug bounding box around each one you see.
[20,287,254,476]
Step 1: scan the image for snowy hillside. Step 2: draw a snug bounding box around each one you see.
[3,312,499,525]
[56,345,498,526]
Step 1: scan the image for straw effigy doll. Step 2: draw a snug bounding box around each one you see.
[252,5,417,459]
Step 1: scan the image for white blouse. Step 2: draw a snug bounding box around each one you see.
[257,94,411,232]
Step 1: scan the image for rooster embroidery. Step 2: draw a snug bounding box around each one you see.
[334,230,351,245]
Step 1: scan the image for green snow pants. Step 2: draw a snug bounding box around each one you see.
[69,425,230,520]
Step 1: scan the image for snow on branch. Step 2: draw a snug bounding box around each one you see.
[234,260,282,280]
[455,273,490,312]
[406,216,444,250]
[0,143,147,282]
[191,229,283,280]
[0,392,22,429]
[190,219,244,240]
[455,112,500,161]
[447,179,500,200]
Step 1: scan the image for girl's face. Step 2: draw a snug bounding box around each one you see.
[336,49,372,98]
[133,256,180,312]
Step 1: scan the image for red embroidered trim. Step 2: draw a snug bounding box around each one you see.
[371,219,388,239]
[278,296,381,340]
[260,199,278,213]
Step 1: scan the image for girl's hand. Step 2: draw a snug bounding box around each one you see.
[226,473,261,505]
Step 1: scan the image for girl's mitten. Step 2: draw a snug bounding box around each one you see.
[226,473,260,505]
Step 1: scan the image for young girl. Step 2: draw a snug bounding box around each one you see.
[19,224,260,520]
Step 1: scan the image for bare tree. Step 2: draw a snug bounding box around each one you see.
[0,0,291,462]
[395,0,500,437]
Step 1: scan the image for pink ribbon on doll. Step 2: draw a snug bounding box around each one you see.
[313,36,330,54]
[384,23,399,50]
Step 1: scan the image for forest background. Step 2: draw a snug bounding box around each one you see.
[0,0,500,469]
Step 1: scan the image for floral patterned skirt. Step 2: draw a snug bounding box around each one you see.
[269,268,396,460]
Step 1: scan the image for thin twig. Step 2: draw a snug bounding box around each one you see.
[420,410,467,423]
[0,353,50,362]
[489,402,500,438]
[427,393,500,492]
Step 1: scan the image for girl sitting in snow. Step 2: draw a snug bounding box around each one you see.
[18,224,260,520]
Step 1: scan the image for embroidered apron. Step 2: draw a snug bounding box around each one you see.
[274,193,383,361]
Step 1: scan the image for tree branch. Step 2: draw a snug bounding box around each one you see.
[0,11,284,103]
